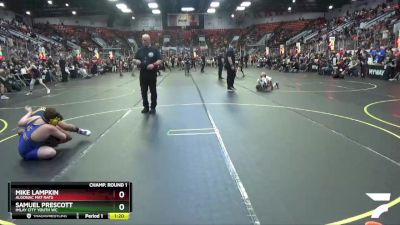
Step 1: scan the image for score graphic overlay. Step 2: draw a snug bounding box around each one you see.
[8,182,132,220]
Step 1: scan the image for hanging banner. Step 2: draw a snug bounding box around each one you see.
[382,30,389,39]
[265,47,269,56]
[279,44,285,55]
[167,14,200,27]
[0,45,4,61]
[73,49,81,60]
[38,46,47,61]
[329,37,335,51]
[0,45,6,61]
[296,42,301,53]
[177,14,189,26]
[397,30,400,49]
[109,51,114,60]
[94,48,100,59]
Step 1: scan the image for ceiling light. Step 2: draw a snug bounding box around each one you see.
[240,1,251,7]
[131,16,135,20]
[210,2,220,7]
[231,14,234,18]
[0,2,5,7]
[121,8,132,13]
[116,3,128,9]
[26,11,31,15]
[236,6,245,11]
[328,5,333,9]
[207,8,215,13]
[148,2,158,9]
[108,0,118,1]
[292,0,296,3]
[181,7,195,12]
[152,9,161,14]
[72,11,76,15]
[288,6,292,11]
[65,3,69,7]
[47,0,53,5]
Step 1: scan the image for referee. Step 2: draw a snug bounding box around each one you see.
[133,34,162,114]
[225,45,236,91]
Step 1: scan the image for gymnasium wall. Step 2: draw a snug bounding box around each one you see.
[33,14,163,31]
[242,12,324,27]
[28,0,394,31]
[0,8,15,21]
[325,0,388,19]
[33,15,108,28]
[204,14,238,29]
[128,15,162,31]
[0,8,32,25]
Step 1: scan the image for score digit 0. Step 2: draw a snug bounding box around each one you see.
[119,191,125,199]
[119,203,125,211]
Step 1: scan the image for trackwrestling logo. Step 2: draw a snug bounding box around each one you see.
[365,193,391,225]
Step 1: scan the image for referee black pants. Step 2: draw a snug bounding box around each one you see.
[218,66,223,79]
[140,72,157,109]
[227,69,236,89]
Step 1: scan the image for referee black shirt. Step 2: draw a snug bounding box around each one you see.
[134,47,161,75]
[225,47,235,70]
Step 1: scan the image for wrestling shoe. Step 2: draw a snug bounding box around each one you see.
[78,128,91,136]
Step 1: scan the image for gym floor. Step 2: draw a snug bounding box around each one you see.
[0,67,399,225]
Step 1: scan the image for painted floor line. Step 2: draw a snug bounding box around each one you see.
[364,99,400,129]
[50,109,132,181]
[1,104,399,224]
[50,70,170,182]
[168,128,215,132]
[0,219,16,225]
[167,132,216,136]
[42,92,66,98]
[206,109,260,225]
[2,102,399,166]
[0,119,8,135]
[189,74,260,225]
[0,90,135,110]
[278,80,377,93]
[327,197,400,225]
[167,128,216,136]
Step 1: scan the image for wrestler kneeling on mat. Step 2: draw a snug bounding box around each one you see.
[17,106,91,160]
[256,72,279,92]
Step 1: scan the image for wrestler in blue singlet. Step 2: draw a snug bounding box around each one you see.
[18,117,45,160]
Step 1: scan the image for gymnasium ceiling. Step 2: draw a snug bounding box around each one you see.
[2,0,353,17]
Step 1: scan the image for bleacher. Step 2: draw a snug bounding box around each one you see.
[0,1,397,63]
[256,22,281,33]
[281,20,312,32]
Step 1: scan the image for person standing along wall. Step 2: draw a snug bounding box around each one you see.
[225,46,236,91]
[201,54,206,73]
[217,53,224,80]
